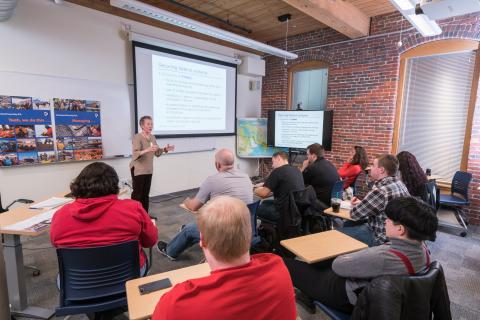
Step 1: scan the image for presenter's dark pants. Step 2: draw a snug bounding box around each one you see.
[283,258,354,314]
[131,167,152,213]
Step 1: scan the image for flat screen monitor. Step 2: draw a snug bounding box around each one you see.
[267,110,333,150]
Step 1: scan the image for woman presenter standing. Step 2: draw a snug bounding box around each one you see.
[130,116,174,212]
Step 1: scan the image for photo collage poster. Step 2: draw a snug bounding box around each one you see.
[0,95,102,167]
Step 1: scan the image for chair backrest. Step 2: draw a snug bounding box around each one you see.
[451,171,472,200]
[247,200,261,245]
[351,261,451,320]
[331,180,344,199]
[56,240,140,316]
[423,181,439,212]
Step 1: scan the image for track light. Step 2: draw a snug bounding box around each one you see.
[110,0,298,59]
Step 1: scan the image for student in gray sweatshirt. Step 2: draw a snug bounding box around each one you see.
[284,196,438,314]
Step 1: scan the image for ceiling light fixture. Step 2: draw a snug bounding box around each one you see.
[389,0,442,37]
[110,0,298,59]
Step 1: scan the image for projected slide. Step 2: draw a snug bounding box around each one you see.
[275,111,324,148]
[134,42,236,137]
[152,55,226,131]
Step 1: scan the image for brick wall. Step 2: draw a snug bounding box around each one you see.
[261,12,480,224]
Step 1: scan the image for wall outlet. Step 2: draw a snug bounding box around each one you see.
[120,178,132,188]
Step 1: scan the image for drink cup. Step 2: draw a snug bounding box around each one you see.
[331,198,341,213]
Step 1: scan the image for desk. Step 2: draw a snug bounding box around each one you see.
[0,245,10,319]
[0,199,56,319]
[0,190,128,319]
[323,207,353,221]
[126,263,211,320]
[427,175,442,181]
[280,230,368,264]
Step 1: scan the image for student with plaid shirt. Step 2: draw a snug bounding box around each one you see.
[338,154,410,246]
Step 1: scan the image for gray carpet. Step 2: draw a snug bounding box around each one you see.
[13,191,480,319]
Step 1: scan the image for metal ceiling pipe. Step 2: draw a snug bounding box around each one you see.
[0,0,18,22]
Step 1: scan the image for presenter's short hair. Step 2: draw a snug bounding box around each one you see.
[197,196,251,263]
[139,116,152,126]
[307,143,324,158]
[272,151,288,161]
[70,162,119,198]
[377,154,399,176]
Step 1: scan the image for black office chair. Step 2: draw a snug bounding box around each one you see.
[314,261,451,320]
[423,180,440,212]
[257,186,327,255]
[55,240,140,319]
[313,300,350,320]
[439,171,472,237]
[247,200,261,246]
[331,180,344,200]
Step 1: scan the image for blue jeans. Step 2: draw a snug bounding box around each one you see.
[337,222,378,247]
[166,222,200,258]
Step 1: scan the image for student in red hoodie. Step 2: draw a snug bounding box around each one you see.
[50,162,158,275]
[338,146,369,190]
[152,196,296,320]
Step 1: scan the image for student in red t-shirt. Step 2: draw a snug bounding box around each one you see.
[338,145,369,189]
[152,196,297,320]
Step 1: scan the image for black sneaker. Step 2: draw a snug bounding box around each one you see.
[156,241,176,261]
[295,289,316,314]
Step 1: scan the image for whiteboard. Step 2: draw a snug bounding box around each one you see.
[0,71,218,158]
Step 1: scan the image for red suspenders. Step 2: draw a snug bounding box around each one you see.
[388,244,430,276]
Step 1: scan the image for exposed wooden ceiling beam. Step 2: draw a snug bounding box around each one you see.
[282,0,370,38]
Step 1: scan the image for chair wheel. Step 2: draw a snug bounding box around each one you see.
[33,270,40,277]
[460,231,467,237]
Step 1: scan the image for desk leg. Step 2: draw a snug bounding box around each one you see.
[0,245,11,320]
[3,234,55,319]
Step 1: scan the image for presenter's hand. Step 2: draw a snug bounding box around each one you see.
[164,144,175,152]
[150,145,159,152]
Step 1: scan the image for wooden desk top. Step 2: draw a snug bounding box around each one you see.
[427,175,442,181]
[323,207,353,221]
[280,230,368,264]
[126,263,211,320]
[0,194,67,236]
[0,189,129,236]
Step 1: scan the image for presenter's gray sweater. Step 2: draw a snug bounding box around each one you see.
[332,238,429,304]
[130,133,164,176]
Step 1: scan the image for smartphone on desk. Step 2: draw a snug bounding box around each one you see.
[138,278,172,295]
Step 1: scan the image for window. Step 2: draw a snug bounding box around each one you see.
[393,40,479,181]
[288,61,328,110]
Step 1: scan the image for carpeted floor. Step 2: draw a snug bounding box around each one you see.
[13,190,480,320]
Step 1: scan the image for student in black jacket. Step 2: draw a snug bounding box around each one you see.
[301,143,339,206]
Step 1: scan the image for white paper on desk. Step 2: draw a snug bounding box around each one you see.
[29,197,73,209]
[1,208,58,232]
[340,201,352,210]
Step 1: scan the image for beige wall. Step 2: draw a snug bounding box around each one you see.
[0,0,261,204]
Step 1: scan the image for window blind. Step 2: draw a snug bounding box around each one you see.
[292,68,328,110]
[398,51,476,181]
